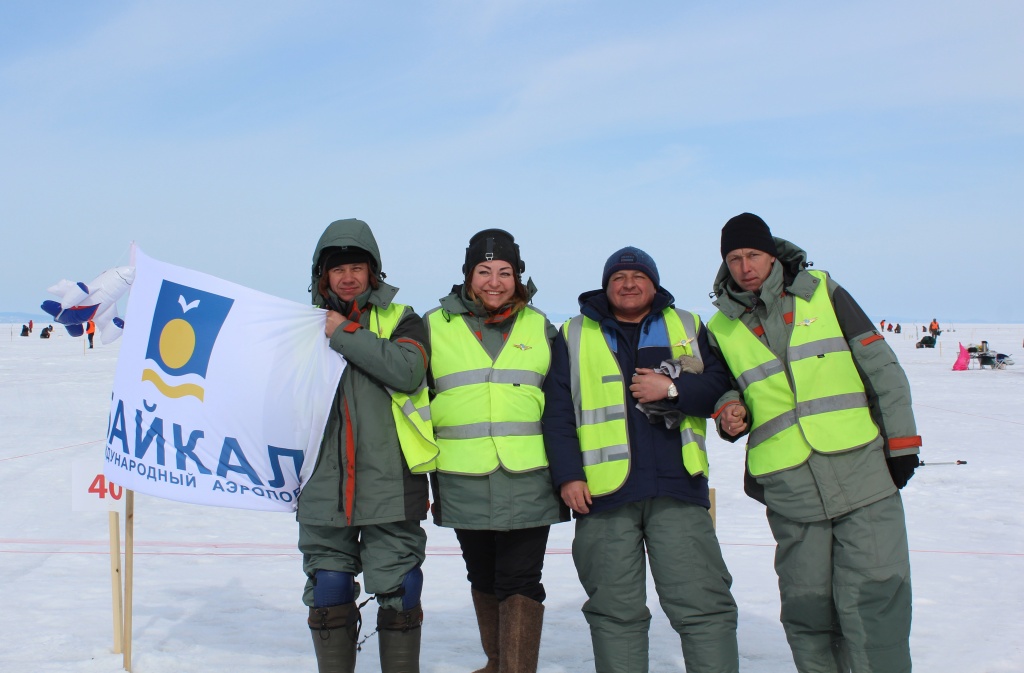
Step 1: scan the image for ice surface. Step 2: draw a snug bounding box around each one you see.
[1,323,1021,672]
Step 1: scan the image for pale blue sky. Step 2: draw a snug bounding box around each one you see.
[2,1,1021,324]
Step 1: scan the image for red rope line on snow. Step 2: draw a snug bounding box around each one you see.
[0,439,103,463]
[915,404,1024,427]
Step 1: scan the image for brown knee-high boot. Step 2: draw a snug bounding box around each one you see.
[498,594,544,673]
[308,603,360,673]
[471,589,500,673]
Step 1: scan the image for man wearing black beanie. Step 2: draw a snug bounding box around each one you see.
[705,213,921,673]
[719,212,777,260]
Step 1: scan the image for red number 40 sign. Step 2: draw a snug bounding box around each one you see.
[72,458,126,513]
[89,474,124,500]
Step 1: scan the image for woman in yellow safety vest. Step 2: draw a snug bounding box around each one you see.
[425,229,568,673]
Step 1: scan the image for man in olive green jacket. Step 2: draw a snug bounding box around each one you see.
[299,218,433,673]
[708,213,921,673]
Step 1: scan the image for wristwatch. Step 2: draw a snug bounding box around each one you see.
[666,383,678,400]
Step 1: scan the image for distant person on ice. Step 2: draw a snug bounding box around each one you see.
[298,218,436,673]
[86,319,96,348]
[929,319,940,338]
[707,213,921,673]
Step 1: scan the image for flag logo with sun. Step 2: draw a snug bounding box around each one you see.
[142,281,234,401]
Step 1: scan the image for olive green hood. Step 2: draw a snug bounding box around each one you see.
[310,218,398,308]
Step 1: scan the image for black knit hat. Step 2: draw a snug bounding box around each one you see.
[720,213,777,259]
[463,229,524,275]
[602,246,660,288]
[321,246,373,273]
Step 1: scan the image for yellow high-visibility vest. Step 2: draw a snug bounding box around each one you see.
[707,270,878,477]
[563,308,709,496]
[371,303,438,474]
[427,306,551,475]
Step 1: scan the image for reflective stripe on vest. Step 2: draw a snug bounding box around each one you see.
[563,308,709,497]
[373,303,438,474]
[707,270,879,477]
[427,306,551,475]
[434,368,545,393]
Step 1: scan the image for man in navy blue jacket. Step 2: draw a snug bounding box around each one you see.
[542,247,739,673]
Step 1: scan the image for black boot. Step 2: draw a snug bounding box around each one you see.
[377,604,423,673]
[308,603,360,673]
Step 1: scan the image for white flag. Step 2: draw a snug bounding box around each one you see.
[104,247,345,512]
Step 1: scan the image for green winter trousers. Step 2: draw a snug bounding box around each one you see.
[299,521,426,611]
[767,492,912,673]
[573,497,739,673]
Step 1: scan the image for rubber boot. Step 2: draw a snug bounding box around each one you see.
[378,605,423,673]
[471,589,500,673]
[308,603,360,673]
[498,594,544,673]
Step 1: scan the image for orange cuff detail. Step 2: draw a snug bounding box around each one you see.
[861,334,884,346]
[889,435,922,449]
[342,321,361,334]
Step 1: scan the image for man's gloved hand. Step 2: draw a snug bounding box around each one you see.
[887,454,920,489]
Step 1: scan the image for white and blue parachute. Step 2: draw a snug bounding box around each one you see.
[41,266,135,344]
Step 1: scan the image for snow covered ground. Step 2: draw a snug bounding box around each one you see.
[1,322,1021,672]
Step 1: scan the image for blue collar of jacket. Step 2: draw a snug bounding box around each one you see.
[577,286,676,349]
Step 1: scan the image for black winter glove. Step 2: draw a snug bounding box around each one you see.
[887,454,919,489]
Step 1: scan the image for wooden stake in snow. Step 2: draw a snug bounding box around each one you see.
[123,490,135,672]
[108,512,123,654]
